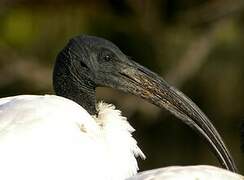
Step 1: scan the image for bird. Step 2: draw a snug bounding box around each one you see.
[0,35,239,180]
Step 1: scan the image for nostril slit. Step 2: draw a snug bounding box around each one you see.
[119,72,140,84]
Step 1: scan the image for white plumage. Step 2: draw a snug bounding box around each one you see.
[0,95,144,180]
[127,165,244,180]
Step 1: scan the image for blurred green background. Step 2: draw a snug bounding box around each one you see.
[1,0,244,174]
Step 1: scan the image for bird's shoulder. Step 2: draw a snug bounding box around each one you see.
[0,95,97,135]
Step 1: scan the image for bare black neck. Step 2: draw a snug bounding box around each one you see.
[53,54,97,115]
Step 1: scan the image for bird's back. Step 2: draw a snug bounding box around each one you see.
[0,95,143,180]
[127,165,244,180]
[0,95,101,179]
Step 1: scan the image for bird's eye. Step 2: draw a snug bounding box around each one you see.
[99,49,115,62]
[103,55,112,61]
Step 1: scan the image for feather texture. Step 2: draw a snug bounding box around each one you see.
[127,165,244,180]
[0,95,144,180]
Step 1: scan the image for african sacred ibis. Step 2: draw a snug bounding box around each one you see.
[0,35,239,180]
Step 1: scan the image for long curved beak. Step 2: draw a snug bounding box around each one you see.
[113,59,237,172]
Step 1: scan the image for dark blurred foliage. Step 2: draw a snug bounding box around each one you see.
[1,0,244,173]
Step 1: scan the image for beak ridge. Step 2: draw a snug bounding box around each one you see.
[118,60,237,172]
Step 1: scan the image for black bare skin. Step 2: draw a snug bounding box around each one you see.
[53,35,237,172]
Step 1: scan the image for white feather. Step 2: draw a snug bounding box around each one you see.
[0,95,144,180]
[127,165,244,180]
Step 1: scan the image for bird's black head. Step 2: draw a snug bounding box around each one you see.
[54,35,135,114]
[53,35,237,172]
